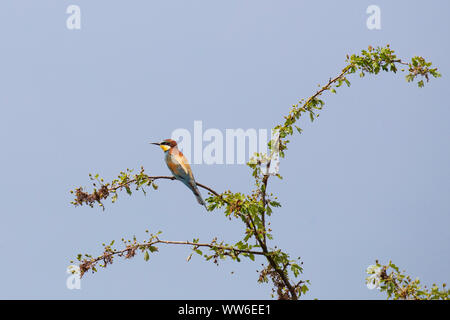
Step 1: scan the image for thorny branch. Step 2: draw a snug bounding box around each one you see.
[77,237,266,278]
[71,170,221,209]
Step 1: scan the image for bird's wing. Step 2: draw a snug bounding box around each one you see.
[169,150,194,180]
[167,149,206,208]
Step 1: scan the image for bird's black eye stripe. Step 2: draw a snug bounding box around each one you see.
[161,141,169,146]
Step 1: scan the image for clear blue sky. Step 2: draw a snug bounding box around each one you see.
[0,0,449,299]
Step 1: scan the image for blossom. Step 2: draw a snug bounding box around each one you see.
[67,264,81,275]
[366,265,382,290]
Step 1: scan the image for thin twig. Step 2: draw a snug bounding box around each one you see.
[111,175,221,197]
[80,238,267,277]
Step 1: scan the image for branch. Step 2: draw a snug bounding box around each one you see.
[245,211,298,300]
[76,236,266,278]
[275,45,441,157]
[261,169,270,246]
[71,167,222,209]
[111,175,220,197]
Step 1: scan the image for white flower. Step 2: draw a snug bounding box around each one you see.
[67,264,80,275]
[66,265,81,290]
[366,264,382,275]
[366,265,382,290]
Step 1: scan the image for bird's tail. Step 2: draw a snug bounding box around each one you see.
[189,181,207,209]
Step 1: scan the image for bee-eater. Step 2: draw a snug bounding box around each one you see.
[151,139,207,208]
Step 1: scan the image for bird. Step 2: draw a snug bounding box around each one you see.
[151,139,207,208]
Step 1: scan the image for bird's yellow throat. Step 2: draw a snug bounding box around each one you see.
[160,145,170,152]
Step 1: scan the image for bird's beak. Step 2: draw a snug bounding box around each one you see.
[150,142,160,146]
